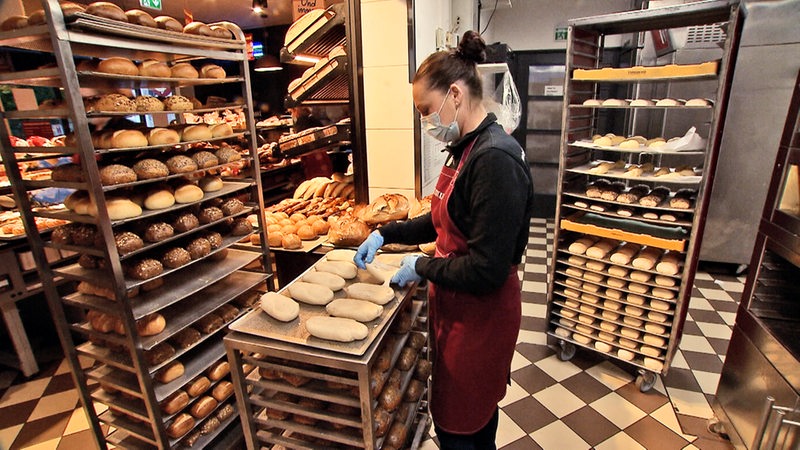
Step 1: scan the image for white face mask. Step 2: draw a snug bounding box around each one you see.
[421,90,460,142]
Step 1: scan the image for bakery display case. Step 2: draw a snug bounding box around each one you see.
[713,71,800,450]
[224,252,430,450]
[0,1,271,447]
[546,1,742,391]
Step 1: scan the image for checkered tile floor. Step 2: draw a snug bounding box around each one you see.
[0,219,739,449]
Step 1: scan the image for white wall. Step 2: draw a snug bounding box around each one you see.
[481,0,633,50]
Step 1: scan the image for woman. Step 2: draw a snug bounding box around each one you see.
[354,31,534,449]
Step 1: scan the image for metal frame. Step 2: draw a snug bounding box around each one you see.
[546,0,742,387]
[0,0,272,447]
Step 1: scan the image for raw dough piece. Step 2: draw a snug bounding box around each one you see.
[306,317,368,342]
[595,341,613,352]
[623,316,644,328]
[316,260,358,279]
[651,287,676,300]
[326,298,384,322]
[650,299,671,311]
[618,349,635,361]
[607,277,626,288]
[344,283,395,305]
[573,333,592,345]
[602,310,620,321]
[645,323,667,335]
[555,327,571,338]
[366,261,397,284]
[302,271,346,291]
[287,281,334,305]
[567,255,587,266]
[325,249,357,262]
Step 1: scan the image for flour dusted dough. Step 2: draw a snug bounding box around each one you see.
[302,271,346,291]
[325,249,356,262]
[260,292,300,322]
[287,281,334,305]
[326,298,383,322]
[344,283,395,305]
[366,261,397,284]
[306,316,368,342]
[316,260,358,279]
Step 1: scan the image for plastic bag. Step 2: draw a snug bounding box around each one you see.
[477,63,521,134]
[661,126,707,152]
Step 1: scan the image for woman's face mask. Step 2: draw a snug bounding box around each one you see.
[421,90,460,142]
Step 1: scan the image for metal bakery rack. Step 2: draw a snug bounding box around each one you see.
[224,256,431,450]
[0,1,273,447]
[546,0,742,391]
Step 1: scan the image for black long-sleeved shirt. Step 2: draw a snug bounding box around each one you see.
[380,114,534,294]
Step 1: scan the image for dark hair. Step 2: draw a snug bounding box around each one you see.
[414,30,487,99]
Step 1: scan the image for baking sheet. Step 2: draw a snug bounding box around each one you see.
[567,161,703,184]
[229,255,411,355]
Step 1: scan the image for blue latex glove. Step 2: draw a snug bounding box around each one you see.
[391,255,422,287]
[354,230,384,269]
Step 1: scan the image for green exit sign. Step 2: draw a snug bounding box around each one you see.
[555,27,568,41]
[140,0,162,10]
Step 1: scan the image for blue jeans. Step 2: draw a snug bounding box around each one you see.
[435,408,499,450]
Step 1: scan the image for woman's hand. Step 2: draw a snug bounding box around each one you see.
[391,255,422,287]
[354,231,384,269]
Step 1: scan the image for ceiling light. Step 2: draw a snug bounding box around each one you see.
[252,0,268,16]
[293,54,320,64]
[254,54,282,72]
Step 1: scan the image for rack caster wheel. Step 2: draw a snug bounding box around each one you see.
[558,341,576,361]
[635,370,657,392]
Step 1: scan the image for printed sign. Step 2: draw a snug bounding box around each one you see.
[555,27,568,41]
[293,0,324,21]
[544,85,563,96]
[139,0,161,11]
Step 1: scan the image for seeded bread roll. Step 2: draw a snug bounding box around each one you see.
[230,218,253,236]
[143,222,173,243]
[191,151,219,169]
[163,95,194,111]
[215,147,241,163]
[110,232,142,257]
[220,198,245,216]
[162,247,191,269]
[134,95,164,112]
[187,237,212,259]
[99,164,137,186]
[90,94,136,113]
[127,258,163,280]
[133,159,169,179]
[173,213,199,232]
[165,155,198,174]
[198,207,224,224]
[204,232,223,249]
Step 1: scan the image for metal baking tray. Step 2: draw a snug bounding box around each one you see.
[78,71,244,89]
[557,248,683,280]
[563,191,696,214]
[556,258,680,292]
[229,256,412,356]
[153,338,226,402]
[566,161,703,185]
[562,203,693,228]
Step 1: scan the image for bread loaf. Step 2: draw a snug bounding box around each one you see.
[344,283,395,305]
[144,189,175,210]
[610,243,641,264]
[306,316,369,342]
[157,361,185,383]
[315,260,357,279]
[211,381,233,402]
[260,292,300,322]
[167,413,195,439]
[133,159,169,179]
[155,16,182,32]
[138,60,171,78]
[111,129,147,148]
[207,361,230,381]
[1,16,29,31]
[186,376,211,397]
[568,237,596,254]
[98,57,138,76]
[656,251,681,275]
[190,396,218,419]
[160,390,189,415]
[302,271,346,291]
[632,247,662,270]
[327,216,370,247]
[361,194,409,225]
[184,21,213,36]
[125,9,156,27]
[617,349,635,361]
[586,239,616,259]
[174,184,204,203]
[326,298,384,322]
[171,62,199,79]
[86,2,127,21]
[287,281,334,306]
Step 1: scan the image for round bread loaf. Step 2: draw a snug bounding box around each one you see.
[132,159,168,179]
[198,207,223,224]
[134,95,164,112]
[170,62,199,78]
[98,57,138,76]
[144,189,175,210]
[191,151,218,169]
[199,176,223,192]
[155,15,182,32]
[100,198,143,220]
[99,164,137,186]
[115,231,144,255]
[204,232,222,249]
[145,128,179,146]
[111,129,147,148]
[267,231,283,247]
[173,213,199,232]
[174,184,203,203]
[138,59,171,77]
[181,125,212,141]
[184,21,213,36]
[127,258,163,280]
[163,95,194,111]
[162,247,191,269]
[215,147,241,163]
[231,218,253,236]
[187,237,212,259]
[220,198,244,216]
[91,94,135,113]
[2,16,29,31]
[282,233,302,249]
[144,222,174,242]
[125,9,156,27]
[165,155,198,174]
[210,123,233,138]
[210,25,232,39]
[200,64,226,79]
[86,2,127,21]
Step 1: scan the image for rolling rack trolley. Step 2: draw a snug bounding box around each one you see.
[546,0,742,391]
[0,0,271,447]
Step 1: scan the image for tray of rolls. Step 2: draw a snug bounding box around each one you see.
[570,133,706,154]
[568,159,703,184]
[230,249,415,355]
[572,61,718,81]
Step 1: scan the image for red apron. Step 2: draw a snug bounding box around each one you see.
[428,138,522,434]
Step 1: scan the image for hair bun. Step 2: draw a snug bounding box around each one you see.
[457,30,487,64]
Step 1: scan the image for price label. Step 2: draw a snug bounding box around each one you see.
[140,0,162,11]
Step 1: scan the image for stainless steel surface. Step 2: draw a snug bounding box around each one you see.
[570,0,735,34]
[154,338,227,402]
[77,71,245,89]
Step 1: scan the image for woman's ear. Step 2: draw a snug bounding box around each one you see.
[449,83,463,108]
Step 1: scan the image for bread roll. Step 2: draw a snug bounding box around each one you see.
[161,390,189,415]
[211,381,233,402]
[656,252,681,275]
[171,62,199,79]
[586,260,606,272]
[186,376,211,397]
[568,237,596,254]
[157,361,185,383]
[648,311,668,323]
[554,327,571,338]
[625,305,644,317]
[111,129,147,148]
[96,198,143,220]
[167,413,195,439]
[144,189,175,210]
[610,243,640,265]
[565,267,584,278]
[643,334,666,347]
[605,288,622,299]
[608,266,629,278]
[604,299,622,311]
[206,361,229,381]
[617,349,635,361]
[577,314,595,325]
[99,164,137,186]
[181,125,212,142]
[563,288,580,299]
[645,323,667,335]
[623,316,644,328]
[326,298,383,322]
[98,57,138,76]
[174,184,204,203]
[628,283,649,294]
[620,327,641,339]
[572,333,592,344]
[600,321,618,332]
[163,95,194,111]
[579,304,597,314]
[650,299,671,311]
[595,341,613,352]
[633,247,662,270]
[260,292,300,322]
[630,99,655,106]
[583,271,604,283]
[282,233,302,249]
[200,64,226,79]
[184,21,213,36]
[125,9,156,27]
[138,59,171,77]
[655,98,681,107]
[306,316,369,342]
[626,293,645,306]
[567,255,587,266]
[190,396,217,419]
[586,239,616,259]
[602,310,620,321]
[344,283,395,305]
[640,345,662,357]
[155,15,182,32]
